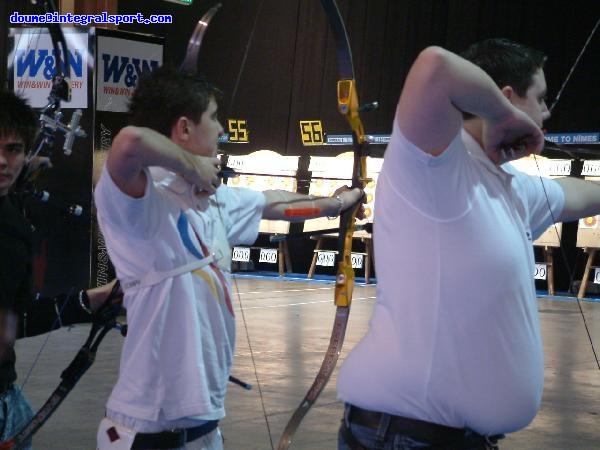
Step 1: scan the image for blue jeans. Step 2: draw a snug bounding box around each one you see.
[0,386,34,450]
[337,404,501,450]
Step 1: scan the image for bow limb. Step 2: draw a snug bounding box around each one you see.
[15,0,86,182]
[277,1,368,448]
[28,0,73,161]
[179,3,222,73]
[39,0,72,106]
[14,0,71,109]
[0,282,123,450]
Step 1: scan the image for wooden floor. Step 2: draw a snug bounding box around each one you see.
[14,275,600,449]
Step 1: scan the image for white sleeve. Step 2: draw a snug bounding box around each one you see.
[94,165,164,240]
[214,185,266,246]
[380,121,471,221]
[509,169,565,240]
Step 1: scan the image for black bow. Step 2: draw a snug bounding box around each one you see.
[277,1,369,448]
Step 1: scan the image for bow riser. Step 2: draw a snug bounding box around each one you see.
[337,79,366,145]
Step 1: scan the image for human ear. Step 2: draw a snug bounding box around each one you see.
[500,85,514,100]
[172,117,190,141]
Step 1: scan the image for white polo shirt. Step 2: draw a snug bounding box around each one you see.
[337,123,564,435]
[95,166,265,422]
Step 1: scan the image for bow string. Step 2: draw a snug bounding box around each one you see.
[536,16,600,370]
[175,4,278,448]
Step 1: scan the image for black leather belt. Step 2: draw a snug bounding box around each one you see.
[131,420,218,449]
[349,405,467,441]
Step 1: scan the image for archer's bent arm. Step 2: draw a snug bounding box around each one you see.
[396,46,543,160]
[106,126,221,198]
[17,280,121,339]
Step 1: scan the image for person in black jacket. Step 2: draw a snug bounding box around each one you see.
[0,89,120,449]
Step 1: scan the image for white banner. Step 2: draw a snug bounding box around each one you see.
[96,36,162,112]
[12,29,88,108]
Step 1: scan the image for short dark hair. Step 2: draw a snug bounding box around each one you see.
[0,90,38,152]
[128,66,222,137]
[460,38,547,96]
[460,38,547,119]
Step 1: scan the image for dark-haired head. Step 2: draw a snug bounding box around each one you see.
[460,38,547,120]
[0,90,38,151]
[128,66,222,137]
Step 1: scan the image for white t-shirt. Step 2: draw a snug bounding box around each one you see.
[337,123,565,435]
[95,166,265,422]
